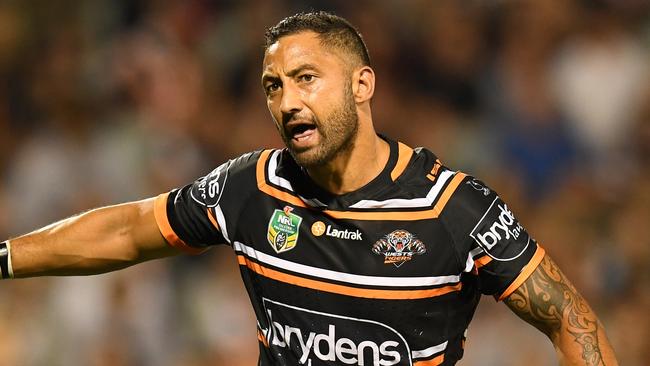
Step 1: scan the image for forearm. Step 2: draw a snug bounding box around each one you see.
[8,198,173,278]
[504,255,618,365]
[555,318,616,366]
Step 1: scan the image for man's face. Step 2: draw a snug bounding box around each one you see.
[262,32,359,168]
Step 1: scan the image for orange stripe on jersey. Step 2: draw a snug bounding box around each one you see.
[431,159,442,177]
[414,354,445,366]
[426,160,442,182]
[433,172,467,215]
[474,255,493,269]
[322,208,438,221]
[206,208,220,230]
[256,150,308,208]
[257,329,269,348]
[153,193,206,255]
[390,142,414,181]
[237,255,462,300]
[255,148,468,221]
[497,245,546,301]
[259,185,308,208]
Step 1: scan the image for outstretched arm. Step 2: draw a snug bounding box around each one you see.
[7,198,181,278]
[504,254,618,365]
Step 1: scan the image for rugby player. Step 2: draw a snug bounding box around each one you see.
[1,11,618,366]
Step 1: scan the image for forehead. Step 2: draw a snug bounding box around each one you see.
[262,31,344,74]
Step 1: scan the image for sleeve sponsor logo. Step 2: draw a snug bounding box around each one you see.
[260,298,411,365]
[372,230,426,268]
[470,197,530,261]
[190,161,230,207]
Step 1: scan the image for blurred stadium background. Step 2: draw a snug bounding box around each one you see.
[0,0,648,365]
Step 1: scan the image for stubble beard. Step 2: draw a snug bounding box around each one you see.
[283,83,359,168]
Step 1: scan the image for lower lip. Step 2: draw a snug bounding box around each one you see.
[291,129,318,149]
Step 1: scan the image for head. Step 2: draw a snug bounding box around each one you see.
[262,11,375,168]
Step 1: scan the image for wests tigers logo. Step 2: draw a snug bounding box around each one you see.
[372,230,426,267]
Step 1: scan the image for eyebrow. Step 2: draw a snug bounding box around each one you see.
[261,63,320,85]
[286,63,319,77]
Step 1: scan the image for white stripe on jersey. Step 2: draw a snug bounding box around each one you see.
[215,205,230,244]
[411,340,448,359]
[266,149,457,211]
[349,170,456,209]
[464,247,485,272]
[268,150,294,191]
[233,241,461,288]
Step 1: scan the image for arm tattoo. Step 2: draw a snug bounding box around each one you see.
[504,255,605,365]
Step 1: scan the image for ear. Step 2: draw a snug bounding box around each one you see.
[352,66,375,104]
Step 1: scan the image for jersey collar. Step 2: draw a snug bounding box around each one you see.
[277,136,413,210]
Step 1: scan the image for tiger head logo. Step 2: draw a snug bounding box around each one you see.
[372,230,426,267]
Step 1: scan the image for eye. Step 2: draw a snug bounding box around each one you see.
[299,74,314,83]
[265,82,281,95]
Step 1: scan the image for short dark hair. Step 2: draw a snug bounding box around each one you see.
[264,11,371,67]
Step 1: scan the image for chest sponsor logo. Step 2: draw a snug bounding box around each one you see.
[470,197,530,261]
[261,298,411,366]
[268,206,303,254]
[311,221,326,236]
[311,221,363,241]
[372,230,426,268]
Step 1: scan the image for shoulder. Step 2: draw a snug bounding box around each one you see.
[223,149,266,176]
[406,146,440,173]
[188,149,268,208]
[439,170,531,261]
[439,169,500,230]
[391,145,444,188]
[408,146,495,211]
[401,146,502,233]
[396,145,501,226]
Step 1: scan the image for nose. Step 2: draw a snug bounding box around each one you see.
[279,83,303,116]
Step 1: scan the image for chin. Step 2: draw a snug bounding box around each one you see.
[290,148,329,168]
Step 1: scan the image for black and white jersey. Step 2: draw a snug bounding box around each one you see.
[154,137,545,366]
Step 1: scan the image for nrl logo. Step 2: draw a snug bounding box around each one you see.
[267,206,303,254]
[372,230,426,267]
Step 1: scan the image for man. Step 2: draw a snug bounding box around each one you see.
[2,11,617,366]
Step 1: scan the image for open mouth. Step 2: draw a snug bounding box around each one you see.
[287,121,317,141]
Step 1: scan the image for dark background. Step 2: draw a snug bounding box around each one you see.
[0,0,648,365]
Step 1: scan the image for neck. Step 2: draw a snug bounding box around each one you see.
[306,117,389,195]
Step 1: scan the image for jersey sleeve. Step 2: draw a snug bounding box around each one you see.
[439,175,545,300]
[153,151,261,254]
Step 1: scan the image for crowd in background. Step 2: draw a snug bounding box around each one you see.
[0,0,648,365]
